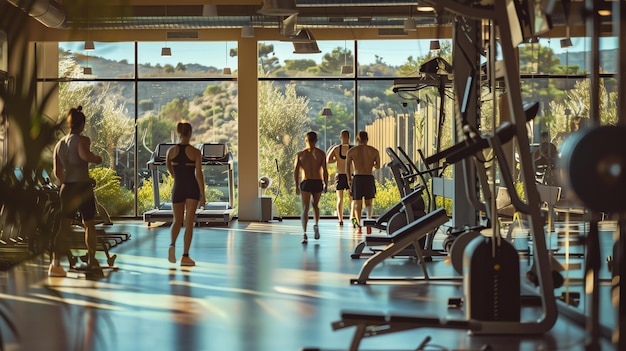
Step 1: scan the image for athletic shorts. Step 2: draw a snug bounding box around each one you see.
[60,182,97,221]
[351,175,376,200]
[335,173,350,190]
[299,179,324,194]
[172,180,201,204]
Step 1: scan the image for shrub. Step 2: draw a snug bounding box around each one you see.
[372,178,401,215]
[90,167,134,216]
[137,173,174,213]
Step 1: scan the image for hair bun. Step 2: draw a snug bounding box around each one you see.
[77,105,83,111]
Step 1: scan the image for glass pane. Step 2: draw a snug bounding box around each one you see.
[357,39,451,77]
[519,36,617,75]
[137,81,239,214]
[137,42,237,78]
[259,40,354,78]
[57,81,137,216]
[59,42,135,78]
[258,80,355,217]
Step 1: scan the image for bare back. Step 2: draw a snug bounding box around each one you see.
[327,144,351,175]
[295,147,327,180]
[346,145,380,175]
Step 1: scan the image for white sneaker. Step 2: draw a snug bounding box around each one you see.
[48,264,66,277]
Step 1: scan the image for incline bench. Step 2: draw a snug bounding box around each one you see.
[351,207,449,284]
[352,187,426,259]
[331,310,479,351]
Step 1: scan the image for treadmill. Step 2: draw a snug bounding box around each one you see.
[143,143,177,224]
[196,143,236,225]
[142,143,236,226]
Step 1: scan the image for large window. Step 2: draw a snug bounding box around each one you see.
[34,35,618,219]
[258,39,454,217]
[50,41,239,216]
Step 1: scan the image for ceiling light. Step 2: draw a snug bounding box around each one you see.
[403,19,417,32]
[223,67,232,75]
[258,0,298,16]
[560,38,573,49]
[429,40,440,51]
[83,40,95,51]
[417,5,435,12]
[83,67,92,75]
[241,26,255,38]
[341,65,353,74]
[161,47,172,56]
[293,41,321,54]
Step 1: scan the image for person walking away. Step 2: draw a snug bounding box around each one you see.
[294,131,328,244]
[326,129,353,226]
[533,131,558,185]
[49,106,104,277]
[346,130,380,234]
[166,121,206,266]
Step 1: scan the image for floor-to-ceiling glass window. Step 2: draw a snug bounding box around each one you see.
[258,38,455,217]
[47,41,239,217]
[136,41,239,215]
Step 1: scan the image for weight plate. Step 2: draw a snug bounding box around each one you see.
[559,125,626,212]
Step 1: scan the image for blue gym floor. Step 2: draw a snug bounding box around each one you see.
[0,218,618,350]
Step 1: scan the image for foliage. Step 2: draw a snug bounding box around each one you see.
[89,167,134,216]
[545,79,617,149]
[0,5,63,257]
[277,178,401,218]
[318,191,338,216]
[258,81,310,202]
[518,43,586,123]
[317,101,354,152]
[48,36,618,221]
[272,192,301,218]
[372,178,401,215]
[137,173,173,214]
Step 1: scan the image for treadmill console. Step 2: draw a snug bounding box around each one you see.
[199,143,230,164]
[147,143,176,168]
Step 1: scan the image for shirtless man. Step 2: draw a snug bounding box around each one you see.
[346,130,380,234]
[294,131,328,244]
[326,129,353,226]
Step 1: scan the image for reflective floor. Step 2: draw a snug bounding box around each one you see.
[0,218,619,351]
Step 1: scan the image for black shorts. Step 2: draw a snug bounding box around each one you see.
[335,174,350,190]
[351,175,376,200]
[60,182,97,221]
[300,179,324,194]
[172,180,201,203]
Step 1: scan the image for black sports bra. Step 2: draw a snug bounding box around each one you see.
[338,144,353,159]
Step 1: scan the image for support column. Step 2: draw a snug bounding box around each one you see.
[236,37,260,221]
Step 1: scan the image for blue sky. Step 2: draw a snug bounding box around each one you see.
[61,36,618,69]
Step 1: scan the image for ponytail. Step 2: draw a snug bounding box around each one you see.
[67,106,86,131]
[177,121,192,138]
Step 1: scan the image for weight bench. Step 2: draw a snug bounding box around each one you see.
[332,310,478,351]
[67,226,120,267]
[352,187,426,259]
[350,208,449,284]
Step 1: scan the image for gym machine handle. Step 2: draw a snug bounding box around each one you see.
[425,102,538,166]
[445,122,516,164]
